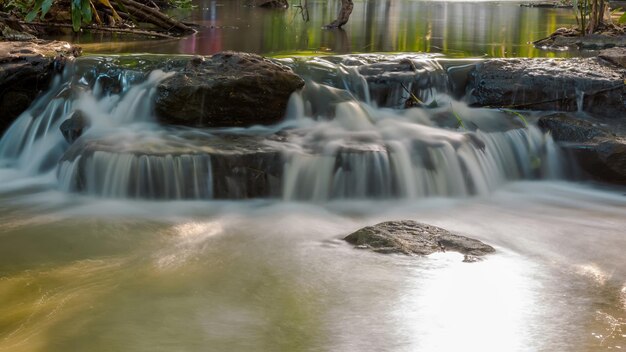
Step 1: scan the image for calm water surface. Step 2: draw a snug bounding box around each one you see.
[63,0,579,57]
[0,183,625,351]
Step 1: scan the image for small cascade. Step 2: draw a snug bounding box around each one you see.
[59,152,213,199]
[0,58,172,177]
[0,54,567,201]
[281,99,560,201]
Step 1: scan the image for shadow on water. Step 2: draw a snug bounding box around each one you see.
[57,0,581,57]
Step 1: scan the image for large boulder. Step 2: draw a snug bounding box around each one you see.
[0,40,81,134]
[466,58,626,116]
[344,220,495,261]
[155,52,305,128]
[538,113,626,184]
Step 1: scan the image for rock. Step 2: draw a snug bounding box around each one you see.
[155,51,305,128]
[466,58,626,116]
[60,110,90,144]
[599,47,626,69]
[538,113,626,184]
[0,41,81,134]
[0,21,36,41]
[356,58,448,108]
[535,33,626,50]
[537,112,613,143]
[344,220,495,259]
[59,133,286,199]
[566,139,626,184]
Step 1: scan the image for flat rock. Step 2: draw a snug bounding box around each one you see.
[466,58,625,116]
[344,220,495,259]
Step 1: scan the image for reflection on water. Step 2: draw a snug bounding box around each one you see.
[65,0,579,57]
[0,182,624,351]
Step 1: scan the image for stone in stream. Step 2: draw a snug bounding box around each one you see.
[0,41,81,134]
[60,110,90,144]
[155,51,305,128]
[344,220,495,261]
[466,58,626,116]
[538,113,626,184]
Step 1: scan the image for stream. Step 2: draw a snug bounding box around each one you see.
[0,1,625,349]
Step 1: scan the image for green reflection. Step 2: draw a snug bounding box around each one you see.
[63,0,579,58]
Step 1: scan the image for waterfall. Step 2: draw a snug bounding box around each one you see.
[0,55,565,201]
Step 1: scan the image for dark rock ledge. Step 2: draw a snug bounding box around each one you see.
[344,220,495,262]
[0,40,81,133]
[538,113,626,184]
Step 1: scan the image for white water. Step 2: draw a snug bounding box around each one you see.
[0,55,623,352]
[0,55,564,200]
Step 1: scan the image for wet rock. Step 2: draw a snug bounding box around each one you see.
[155,51,305,128]
[344,220,495,259]
[599,47,626,69]
[538,113,613,143]
[60,110,90,144]
[0,41,81,134]
[538,113,626,184]
[356,58,448,108]
[466,58,626,116]
[59,134,285,199]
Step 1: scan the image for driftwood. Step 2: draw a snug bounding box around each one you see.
[2,0,194,37]
[325,0,353,29]
[21,21,177,38]
[117,0,194,34]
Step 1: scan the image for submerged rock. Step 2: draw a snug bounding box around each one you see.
[466,58,625,116]
[344,220,495,259]
[538,113,626,184]
[0,41,81,134]
[155,51,305,128]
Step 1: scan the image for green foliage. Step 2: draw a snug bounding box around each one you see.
[14,0,94,30]
[572,0,608,35]
[169,0,194,9]
[619,11,626,24]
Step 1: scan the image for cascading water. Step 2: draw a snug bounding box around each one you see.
[0,54,564,200]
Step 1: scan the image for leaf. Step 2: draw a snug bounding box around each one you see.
[71,0,82,31]
[81,0,92,23]
[25,0,43,22]
[100,0,122,21]
[620,11,626,23]
[98,0,113,9]
[40,0,52,18]
[25,9,38,21]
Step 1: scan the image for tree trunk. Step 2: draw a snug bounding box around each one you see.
[326,0,353,28]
